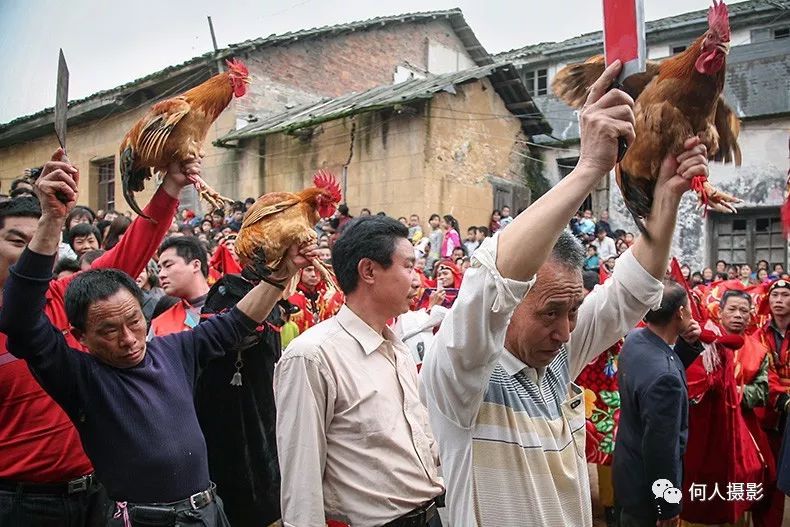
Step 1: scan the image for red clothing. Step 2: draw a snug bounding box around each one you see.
[682,339,765,524]
[0,187,177,483]
[287,281,344,334]
[150,300,200,337]
[757,321,790,429]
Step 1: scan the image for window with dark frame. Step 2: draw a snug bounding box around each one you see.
[774,27,789,39]
[524,68,549,96]
[95,158,115,212]
[709,208,787,267]
[671,44,687,54]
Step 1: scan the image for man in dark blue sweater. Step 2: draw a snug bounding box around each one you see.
[0,161,316,526]
[613,280,703,527]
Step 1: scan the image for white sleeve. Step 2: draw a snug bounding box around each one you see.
[420,233,534,428]
[567,248,663,379]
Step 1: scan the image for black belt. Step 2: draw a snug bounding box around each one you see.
[118,483,216,513]
[0,474,97,495]
[383,500,438,527]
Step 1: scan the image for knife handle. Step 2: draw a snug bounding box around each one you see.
[55,150,72,205]
[608,81,629,163]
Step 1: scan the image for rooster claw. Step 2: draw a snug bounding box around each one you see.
[242,248,273,282]
[696,181,741,215]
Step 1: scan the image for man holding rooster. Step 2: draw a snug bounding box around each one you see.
[421,59,710,527]
[0,154,318,526]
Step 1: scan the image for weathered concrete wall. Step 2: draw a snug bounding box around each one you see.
[610,116,789,271]
[0,101,238,215]
[236,19,472,119]
[424,78,528,231]
[257,78,528,233]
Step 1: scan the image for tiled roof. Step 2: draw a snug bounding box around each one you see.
[216,62,551,142]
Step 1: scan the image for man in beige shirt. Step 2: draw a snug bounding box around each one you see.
[275,215,444,527]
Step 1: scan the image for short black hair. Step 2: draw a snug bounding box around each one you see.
[467,226,477,233]
[67,223,102,249]
[65,269,143,332]
[429,213,440,222]
[9,188,34,199]
[244,197,256,205]
[338,204,350,216]
[54,257,81,275]
[10,178,32,191]
[0,196,41,229]
[721,289,752,309]
[79,249,106,268]
[477,226,489,237]
[331,216,409,294]
[65,206,96,229]
[582,270,599,292]
[158,236,209,277]
[643,280,688,326]
[716,259,727,266]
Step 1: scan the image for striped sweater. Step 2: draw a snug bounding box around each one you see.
[420,234,663,526]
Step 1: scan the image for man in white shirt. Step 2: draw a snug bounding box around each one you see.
[591,226,617,260]
[420,60,711,527]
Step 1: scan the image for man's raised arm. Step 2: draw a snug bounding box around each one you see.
[422,61,638,426]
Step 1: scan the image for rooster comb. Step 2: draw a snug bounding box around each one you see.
[225,58,249,77]
[313,169,342,201]
[708,0,730,38]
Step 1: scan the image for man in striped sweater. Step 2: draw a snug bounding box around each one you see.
[420,61,709,526]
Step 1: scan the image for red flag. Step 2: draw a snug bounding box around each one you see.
[209,244,242,276]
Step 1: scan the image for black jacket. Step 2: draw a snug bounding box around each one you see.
[613,327,702,521]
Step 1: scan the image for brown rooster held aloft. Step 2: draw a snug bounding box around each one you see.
[236,170,342,287]
[552,0,742,238]
[119,59,250,219]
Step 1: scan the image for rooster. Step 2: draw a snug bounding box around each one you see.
[235,170,342,289]
[119,59,250,219]
[552,0,742,238]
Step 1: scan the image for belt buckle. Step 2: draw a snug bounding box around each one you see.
[67,476,88,494]
[189,493,201,509]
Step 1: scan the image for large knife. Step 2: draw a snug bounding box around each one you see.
[52,49,71,203]
[602,0,646,161]
[55,49,69,156]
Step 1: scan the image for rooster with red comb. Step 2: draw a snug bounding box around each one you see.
[235,169,342,290]
[552,0,742,239]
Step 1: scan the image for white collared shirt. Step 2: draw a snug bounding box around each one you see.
[275,305,444,527]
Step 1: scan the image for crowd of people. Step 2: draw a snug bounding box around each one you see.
[2,62,790,527]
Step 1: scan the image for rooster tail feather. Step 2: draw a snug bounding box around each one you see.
[120,146,153,221]
[552,56,606,108]
[617,168,654,241]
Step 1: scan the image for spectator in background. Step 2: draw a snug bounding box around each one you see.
[578,210,596,240]
[757,259,769,273]
[398,216,408,226]
[451,246,466,262]
[336,204,353,231]
[738,264,753,285]
[690,271,704,287]
[728,264,740,280]
[490,209,501,234]
[66,223,102,259]
[137,260,166,326]
[772,263,785,279]
[596,209,614,237]
[584,244,600,272]
[680,264,691,284]
[464,226,479,256]
[79,249,106,271]
[408,214,424,243]
[10,177,34,194]
[243,197,255,211]
[103,215,132,250]
[60,206,96,260]
[591,227,617,260]
[624,232,635,247]
[228,204,245,232]
[476,225,489,243]
[200,219,213,235]
[716,259,728,274]
[716,272,729,281]
[702,267,714,284]
[603,255,617,274]
[499,206,514,229]
[440,214,461,259]
[53,257,80,279]
[615,238,628,256]
[359,208,372,216]
[757,268,770,283]
[427,213,443,271]
[211,209,225,229]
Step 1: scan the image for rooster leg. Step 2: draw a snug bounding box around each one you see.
[312,258,340,291]
[187,174,235,211]
[695,180,741,214]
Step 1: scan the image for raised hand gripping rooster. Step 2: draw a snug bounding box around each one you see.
[235,170,342,289]
[119,59,250,219]
[552,0,742,237]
